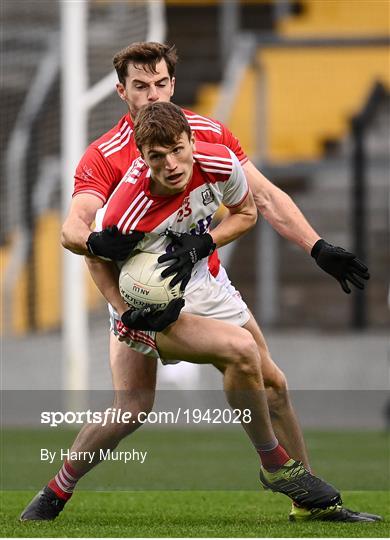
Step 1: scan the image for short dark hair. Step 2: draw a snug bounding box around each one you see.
[113,42,178,85]
[134,102,192,151]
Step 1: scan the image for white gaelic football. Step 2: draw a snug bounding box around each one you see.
[119,251,183,311]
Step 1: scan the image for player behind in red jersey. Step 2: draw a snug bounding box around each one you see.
[20,43,377,523]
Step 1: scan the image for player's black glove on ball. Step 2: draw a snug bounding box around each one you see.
[86,226,144,261]
[158,230,216,291]
[121,298,185,332]
[311,239,370,294]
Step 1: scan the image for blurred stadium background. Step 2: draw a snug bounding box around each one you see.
[1,0,389,430]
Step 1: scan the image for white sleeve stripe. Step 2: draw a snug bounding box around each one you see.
[200,162,232,170]
[117,191,146,229]
[194,153,233,163]
[185,114,220,130]
[98,130,122,149]
[187,120,222,133]
[98,121,129,149]
[187,116,219,124]
[188,126,222,135]
[201,167,233,174]
[100,125,131,154]
[103,129,132,158]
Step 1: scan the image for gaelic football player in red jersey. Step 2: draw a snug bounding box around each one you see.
[20,43,375,523]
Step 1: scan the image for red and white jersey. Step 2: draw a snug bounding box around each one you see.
[95,141,248,292]
[73,109,248,205]
[74,108,248,278]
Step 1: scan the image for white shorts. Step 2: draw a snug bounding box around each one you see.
[182,267,249,326]
[110,266,249,361]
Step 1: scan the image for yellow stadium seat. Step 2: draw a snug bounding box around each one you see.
[1,211,104,335]
[258,46,390,161]
[279,0,390,37]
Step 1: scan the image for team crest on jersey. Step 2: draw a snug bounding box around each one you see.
[201,188,214,206]
[80,165,94,181]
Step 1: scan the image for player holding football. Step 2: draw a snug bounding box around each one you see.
[20,43,378,523]
[87,100,348,511]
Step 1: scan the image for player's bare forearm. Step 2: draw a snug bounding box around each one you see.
[211,191,257,248]
[85,257,128,316]
[243,161,320,254]
[61,194,103,256]
[260,188,320,253]
[62,214,94,255]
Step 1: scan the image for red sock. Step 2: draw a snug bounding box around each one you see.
[258,443,290,472]
[48,460,81,501]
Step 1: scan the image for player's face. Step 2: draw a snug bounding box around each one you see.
[142,132,195,196]
[116,60,175,120]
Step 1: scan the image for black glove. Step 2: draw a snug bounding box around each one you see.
[121,298,185,332]
[86,226,144,261]
[311,239,370,294]
[158,230,216,291]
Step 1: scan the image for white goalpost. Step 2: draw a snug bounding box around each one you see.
[60,0,166,393]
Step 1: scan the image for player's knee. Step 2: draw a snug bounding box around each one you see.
[265,372,290,418]
[115,387,155,411]
[113,406,154,440]
[264,366,287,392]
[231,333,261,379]
[112,392,155,438]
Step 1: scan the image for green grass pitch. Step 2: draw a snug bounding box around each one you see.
[1,429,389,537]
[2,490,389,537]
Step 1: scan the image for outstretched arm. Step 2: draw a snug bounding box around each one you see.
[243,161,369,293]
[243,160,320,253]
